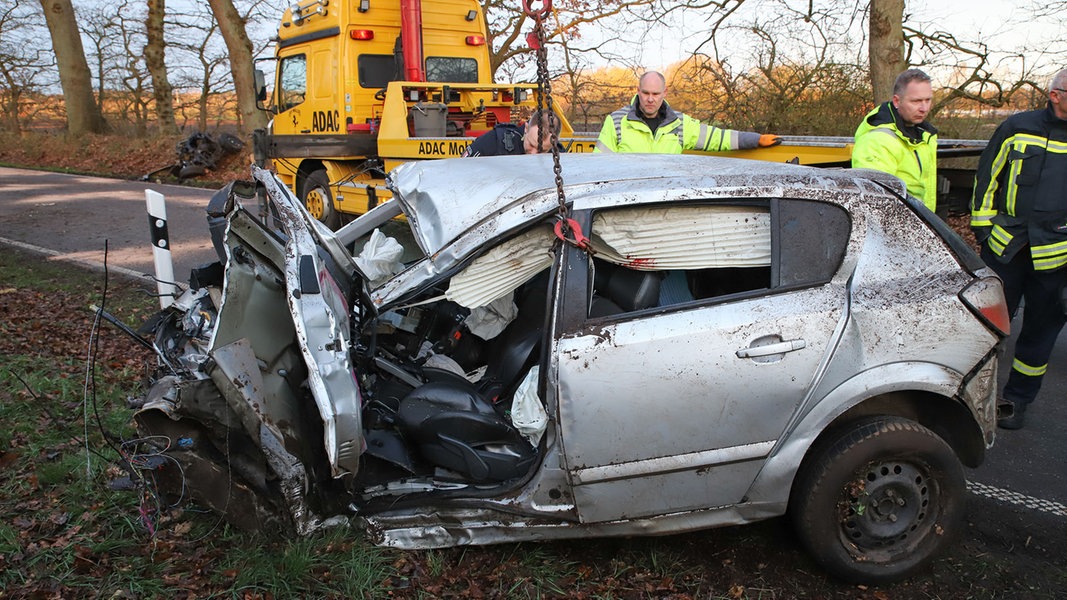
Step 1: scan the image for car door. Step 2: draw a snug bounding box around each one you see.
[553,198,852,523]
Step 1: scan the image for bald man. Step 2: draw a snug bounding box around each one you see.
[595,71,779,154]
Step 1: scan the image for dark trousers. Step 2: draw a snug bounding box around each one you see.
[981,245,1067,406]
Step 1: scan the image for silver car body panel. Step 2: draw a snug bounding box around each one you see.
[247,168,364,478]
[386,154,906,259]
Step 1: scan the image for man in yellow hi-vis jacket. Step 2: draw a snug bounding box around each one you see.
[595,71,780,154]
[972,68,1067,429]
[852,69,939,212]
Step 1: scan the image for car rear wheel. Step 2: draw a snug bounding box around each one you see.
[790,416,965,584]
[300,169,340,229]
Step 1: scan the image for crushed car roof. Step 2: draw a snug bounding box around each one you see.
[386,153,907,258]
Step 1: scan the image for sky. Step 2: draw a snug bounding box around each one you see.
[595,0,1063,85]
[131,0,1067,87]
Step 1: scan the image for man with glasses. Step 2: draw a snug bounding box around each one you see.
[972,68,1067,429]
[852,69,940,212]
[461,109,561,157]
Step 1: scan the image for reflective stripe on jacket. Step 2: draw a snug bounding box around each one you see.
[851,102,939,212]
[971,103,1067,270]
[594,98,760,154]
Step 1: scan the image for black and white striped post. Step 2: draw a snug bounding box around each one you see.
[145,189,177,308]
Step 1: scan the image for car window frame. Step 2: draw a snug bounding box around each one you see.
[554,197,852,331]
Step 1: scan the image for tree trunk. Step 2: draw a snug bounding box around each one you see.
[0,63,23,132]
[868,0,905,104]
[206,0,267,134]
[145,0,179,135]
[39,0,108,135]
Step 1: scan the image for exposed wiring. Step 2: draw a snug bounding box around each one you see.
[147,273,187,295]
[80,241,176,536]
[117,435,189,536]
[82,240,111,478]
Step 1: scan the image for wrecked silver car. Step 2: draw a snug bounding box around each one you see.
[130,153,1009,583]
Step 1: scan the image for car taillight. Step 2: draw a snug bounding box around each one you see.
[959,276,1010,337]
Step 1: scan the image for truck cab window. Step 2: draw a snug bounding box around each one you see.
[277,55,307,112]
[426,57,478,83]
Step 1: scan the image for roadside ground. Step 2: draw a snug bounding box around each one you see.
[1,133,1065,598]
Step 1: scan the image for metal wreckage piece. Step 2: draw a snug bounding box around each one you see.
[131,167,351,535]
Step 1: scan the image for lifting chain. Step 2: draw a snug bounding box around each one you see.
[523,0,589,252]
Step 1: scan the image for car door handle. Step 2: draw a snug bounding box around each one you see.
[736,339,807,358]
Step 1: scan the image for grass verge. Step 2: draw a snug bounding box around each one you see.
[0,246,395,599]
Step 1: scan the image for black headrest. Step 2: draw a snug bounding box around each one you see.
[604,266,662,312]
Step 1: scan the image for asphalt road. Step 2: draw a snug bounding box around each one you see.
[0,166,219,283]
[1,165,1064,527]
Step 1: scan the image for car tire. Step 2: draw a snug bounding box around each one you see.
[217,132,245,154]
[300,169,340,229]
[789,416,965,584]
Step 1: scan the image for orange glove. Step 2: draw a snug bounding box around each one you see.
[758,134,782,147]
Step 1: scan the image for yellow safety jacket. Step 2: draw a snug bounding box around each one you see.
[971,103,1067,270]
[595,98,760,154]
[852,102,939,212]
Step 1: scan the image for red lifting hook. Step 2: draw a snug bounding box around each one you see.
[554,217,590,250]
[523,0,552,19]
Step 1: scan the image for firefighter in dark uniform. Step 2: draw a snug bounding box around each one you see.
[461,109,561,157]
[972,68,1067,429]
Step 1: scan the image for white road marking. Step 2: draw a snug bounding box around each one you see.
[0,235,149,281]
[968,481,1067,517]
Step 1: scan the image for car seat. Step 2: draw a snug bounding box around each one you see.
[589,260,663,317]
[396,381,537,482]
[395,273,549,482]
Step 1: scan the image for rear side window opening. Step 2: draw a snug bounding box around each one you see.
[583,199,850,318]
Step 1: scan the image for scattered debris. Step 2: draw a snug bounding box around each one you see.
[141,132,245,182]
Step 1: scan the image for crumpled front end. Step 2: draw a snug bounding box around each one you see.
[130,170,357,534]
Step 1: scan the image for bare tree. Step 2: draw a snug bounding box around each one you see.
[869,0,904,103]
[38,0,108,134]
[163,0,280,133]
[673,0,867,135]
[108,3,152,135]
[146,0,179,134]
[904,26,1047,118]
[483,0,724,79]
[79,1,154,136]
[170,15,231,132]
[0,0,54,132]
[205,0,266,133]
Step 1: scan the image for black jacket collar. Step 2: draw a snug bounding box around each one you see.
[867,101,938,143]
